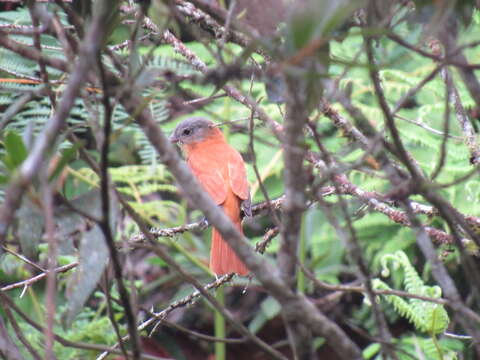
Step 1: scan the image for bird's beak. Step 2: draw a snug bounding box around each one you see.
[169,133,179,144]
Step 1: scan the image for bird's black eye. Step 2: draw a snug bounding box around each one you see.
[182,128,192,136]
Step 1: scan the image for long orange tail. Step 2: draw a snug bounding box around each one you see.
[210,226,249,276]
[210,191,249,276]
[209,183,249,276]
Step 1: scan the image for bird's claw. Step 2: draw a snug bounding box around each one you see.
[200,217,209,229]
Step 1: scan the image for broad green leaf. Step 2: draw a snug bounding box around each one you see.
[62,189,119,326]
[2,131,28,170]
[15,199,44,258]
[63,224,109,327]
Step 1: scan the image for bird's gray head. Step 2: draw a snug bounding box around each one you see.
[170,117,217,145]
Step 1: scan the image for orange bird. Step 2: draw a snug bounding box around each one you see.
[170,117,251,276]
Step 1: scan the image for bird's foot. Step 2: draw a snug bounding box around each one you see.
[200,217,209,229]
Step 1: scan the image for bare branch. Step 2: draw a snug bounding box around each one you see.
[0,262,78,292]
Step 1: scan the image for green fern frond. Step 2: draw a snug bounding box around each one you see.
[128,199,184,225]
[118,183,177,197]
[0,94,21,107]
[0,8,35,23]
[144,55,196,76]
[396,126,436,149]
[371,279,429,330]
[444,143,471,161]
[371,251,449,335]
[75,165,179,226]
[134,105,170,165]
[81,164,175,192]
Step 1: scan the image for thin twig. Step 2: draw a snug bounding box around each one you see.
[1,245,46,272]
[97,55,141,359]
[0,262,78,292]
[100,276,130,359]
[41,179,57,360]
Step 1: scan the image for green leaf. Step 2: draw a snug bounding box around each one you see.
[63,224,109,327]
[0,173,9,184]
[61,189,119,326]
[2,131,28,170]
[362,343,381,359]
[260,296,281,318]
[15,198,45,258]
[49,144,80,182]
[248,296,281,334]
[148,256,167,268]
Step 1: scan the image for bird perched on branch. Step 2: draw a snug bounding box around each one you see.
[170,117,251,276]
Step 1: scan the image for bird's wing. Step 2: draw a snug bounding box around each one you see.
[228,148,250,201]
[188,154,227,205]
